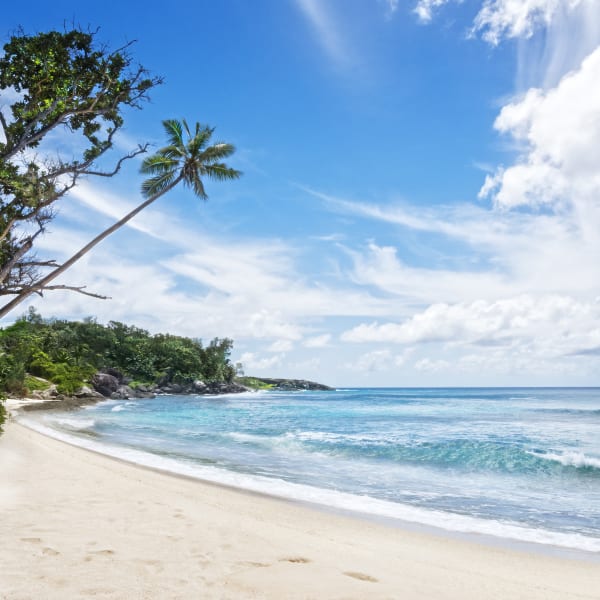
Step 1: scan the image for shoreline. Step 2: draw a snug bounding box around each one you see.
[10,401,600,560]
[2,420,600,599]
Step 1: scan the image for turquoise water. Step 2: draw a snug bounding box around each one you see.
[27,387,600,552]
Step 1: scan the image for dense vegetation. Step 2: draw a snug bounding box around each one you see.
[0,28,160,317]
[0,309,236,399]
[0,29,240,320]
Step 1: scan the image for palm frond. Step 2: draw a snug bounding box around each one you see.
[159,143,187,160]
[199,142,236,163]
[182,119,192,139]
[139,117,240,202]
[203,163,242,181]
[140,153,178,175]
[141,170,177,198]
[187,125,214,157]
[162,119,184,148]
[183,171,208,199]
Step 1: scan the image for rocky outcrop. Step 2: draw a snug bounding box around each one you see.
[91,372,120,397]
[90,371,249,400]
[252,378,333,391]
[20,372,329,415]
[156,380,248,396]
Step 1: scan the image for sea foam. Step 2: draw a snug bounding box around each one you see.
[17,415,600,555]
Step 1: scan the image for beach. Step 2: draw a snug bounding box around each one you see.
[1,420,599,600]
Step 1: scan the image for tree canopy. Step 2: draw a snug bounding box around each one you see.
[0,28,161,312]
[0,309,237,398]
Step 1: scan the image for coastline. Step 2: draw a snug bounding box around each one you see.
[2,420,599,599]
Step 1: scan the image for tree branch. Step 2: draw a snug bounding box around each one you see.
[36,284,110,299]
[0,237,33,285]
[0,110,8,139]
[82,143,149,177]
[0,217,16,243]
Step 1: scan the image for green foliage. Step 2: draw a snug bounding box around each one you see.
[0,28,160,316]
[235,377,275,390]
[0,310,237,396]
[0,399,5,433]
[140,118,241,200]
[0,28,157,160]
[29,349,94,394]
[23,374,49,392]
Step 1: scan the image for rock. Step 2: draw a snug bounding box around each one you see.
[104,368,124,383]
[203,381,248,395]
[42,384,59,399]
[74,385,103,399]
[92,372,119,397]
[192,380,207,392]
[249,378,333,391]
[110,384,136,399]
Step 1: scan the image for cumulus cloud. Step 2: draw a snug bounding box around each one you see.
[345,348,410,372]
[268,339,294,352]
[347,349,394,372]
[239,352,284,371]
[480,46,600,212]
[342,295,600,358]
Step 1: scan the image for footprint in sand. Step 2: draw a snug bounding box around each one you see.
[343,571,378,583]
[239,561,271,568]
[88,549,115,556]
[21,537,42,543]
[279,557,311,564]
[42,547,60,556]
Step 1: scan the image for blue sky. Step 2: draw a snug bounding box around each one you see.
[2,0,600,386]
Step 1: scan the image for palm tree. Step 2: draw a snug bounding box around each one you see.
[0,119,241,318]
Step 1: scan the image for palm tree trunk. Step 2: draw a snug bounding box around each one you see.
[0,174,183,319]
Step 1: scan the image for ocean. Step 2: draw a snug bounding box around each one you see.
[22,387,600,555]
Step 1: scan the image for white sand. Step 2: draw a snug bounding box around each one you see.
[1,421,599,600]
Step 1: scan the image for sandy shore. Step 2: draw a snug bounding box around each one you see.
[1,421,599,600]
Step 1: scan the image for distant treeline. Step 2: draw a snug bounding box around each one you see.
[0,309,236,399]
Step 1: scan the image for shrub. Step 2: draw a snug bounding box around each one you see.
[0,400,6,433]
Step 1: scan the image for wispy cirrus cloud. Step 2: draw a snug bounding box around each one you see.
[294,0,351,68]
[413,0,593,49]
[472,0,584,45]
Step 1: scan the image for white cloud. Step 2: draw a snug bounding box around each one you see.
[316,186,600,304]
[303,334,332,348]
[413,0,594,49]
[268,339,294,352]
[342,295,600,358]
[473,0,583,45]
[414,0,452,23]
[347,349,394,372]
[345,348,412,372]
[415,358,450,372]
[239,352,283,371]
[294,0,350,67]
[381,0,399,19]
[10,176,405,354]
[480,46,600,213]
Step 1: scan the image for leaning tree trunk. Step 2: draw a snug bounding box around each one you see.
[0,175,183,319]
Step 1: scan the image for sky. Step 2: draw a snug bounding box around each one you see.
[1,0,600,386]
